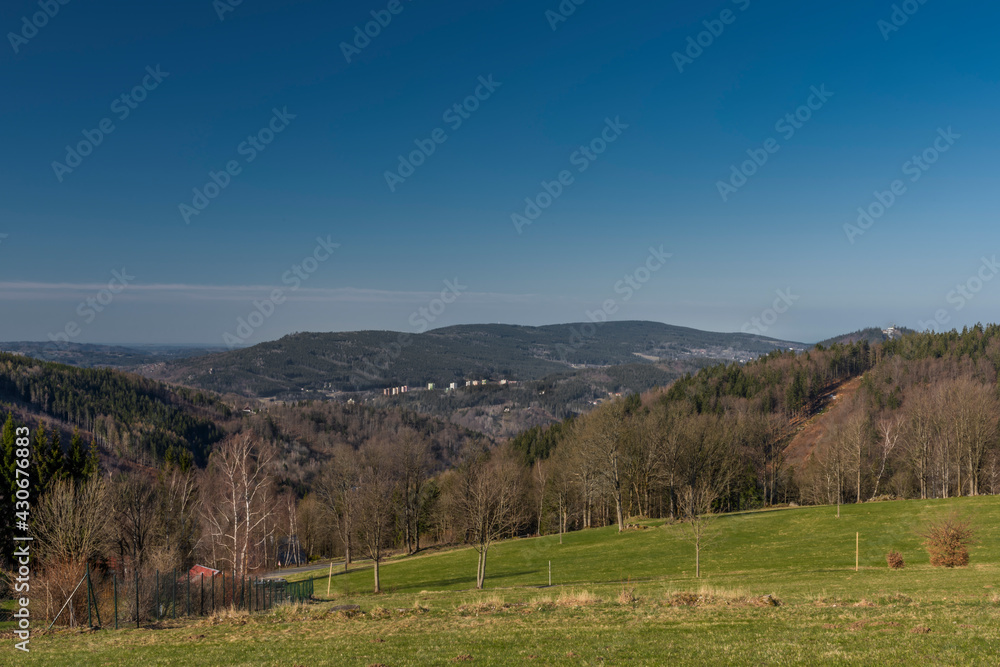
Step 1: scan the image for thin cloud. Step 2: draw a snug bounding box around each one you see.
[0,282,552,305]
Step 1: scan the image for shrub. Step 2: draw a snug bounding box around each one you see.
[617,585,638,605]
[921,513,975,568]
[886,550,905,569]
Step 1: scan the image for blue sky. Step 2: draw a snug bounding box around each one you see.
[1,0,998,345]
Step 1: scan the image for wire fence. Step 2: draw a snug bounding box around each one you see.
[44,565,314,630]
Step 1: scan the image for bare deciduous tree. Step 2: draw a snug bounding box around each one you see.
[34,477,112,566]
[316,443,360,570]
[200,434,276,577]
[353,442,397,593]
[454,448,524,589]
[112,472,160,571]
[157,463,198,570]
[871,416,902,500]
[393,428,430,554]
[677,481,719,579]
[576,400,630,532]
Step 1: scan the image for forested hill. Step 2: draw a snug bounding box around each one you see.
[816,326,917,348]
[142,321,807,398]
[0,352,230,468]
[512,324,1000,515]
[0,352,484,487]
[0,342,223,369]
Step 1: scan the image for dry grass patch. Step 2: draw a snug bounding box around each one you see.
[208,606,252,622]
[457,593,509,616]
[663,586,779,608]
[368,606,392,620]
[617,585,639,606]
[555,589,601,607]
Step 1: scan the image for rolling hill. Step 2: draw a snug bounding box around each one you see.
[0,341,223,369]
[140,321,807,399]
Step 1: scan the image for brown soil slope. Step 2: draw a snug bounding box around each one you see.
[783,376,864,467]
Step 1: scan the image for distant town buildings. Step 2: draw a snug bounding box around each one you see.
[380,378,517,396]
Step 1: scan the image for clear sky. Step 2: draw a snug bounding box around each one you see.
[1,0,998,346]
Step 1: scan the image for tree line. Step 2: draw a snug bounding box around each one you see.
[10,326,1000,603]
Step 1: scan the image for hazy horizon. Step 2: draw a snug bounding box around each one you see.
[3,0,998,347]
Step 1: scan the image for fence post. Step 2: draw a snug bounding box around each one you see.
[135,568,139,629]
[87,564,93,628]
[212,573,216,614]
[187,572,191,616]
[200,574,205,616]
[222,572,226,609]
[173,569,177,619]
[155,570,160,621]
[92,569,102,628]
[113,572,118,630]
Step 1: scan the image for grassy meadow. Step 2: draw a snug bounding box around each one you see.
[9,496,1000,665]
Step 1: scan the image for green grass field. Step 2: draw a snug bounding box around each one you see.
[9,497,1000,665]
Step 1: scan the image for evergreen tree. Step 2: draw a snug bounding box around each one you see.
[0,413,16,568]
[36,428,66,491]
[67,428,86,481]
[83,439,100,480]
[31,421,49,497]
[1,413,14,498]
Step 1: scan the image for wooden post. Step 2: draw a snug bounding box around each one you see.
[135,568,139,628]
[548,561,551,587]
[327,560,334,597]
[856,532,859,572]
[113,572,118,630]
[87,564,93,628]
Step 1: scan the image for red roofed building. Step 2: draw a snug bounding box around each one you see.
[188,565,220,579]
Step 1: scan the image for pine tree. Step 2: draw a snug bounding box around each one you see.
[36,428,66,491]
[1,413,16,567]
[67,428,86,481]
[83,439,100,479]
[1,413,14,497]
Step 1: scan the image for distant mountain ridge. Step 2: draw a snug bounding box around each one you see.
[0,342,223,369]
[139,321,808,399]
[816,326,917,348]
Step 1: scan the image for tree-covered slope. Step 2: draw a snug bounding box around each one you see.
[144,321,806,398]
